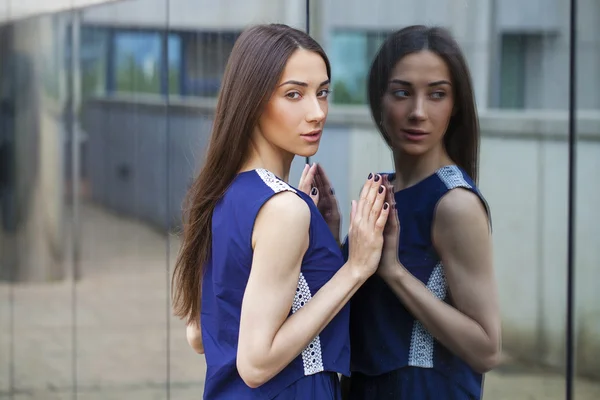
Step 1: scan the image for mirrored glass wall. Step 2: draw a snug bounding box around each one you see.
[1,0,599,398]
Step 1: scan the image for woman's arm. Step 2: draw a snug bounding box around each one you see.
[237,178,388,388]
[378,188,501,373]
[186,320,204,354]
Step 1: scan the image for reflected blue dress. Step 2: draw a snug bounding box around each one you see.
[342,165,491,400]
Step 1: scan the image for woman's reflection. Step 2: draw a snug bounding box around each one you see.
[341,25,502,400]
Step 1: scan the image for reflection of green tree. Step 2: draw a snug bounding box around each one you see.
[82,61,105,98]
[332,80,366,105]
[81,58,181,97]
[116,54,160,94]
[43,69,61,101]
[168,62,179,95]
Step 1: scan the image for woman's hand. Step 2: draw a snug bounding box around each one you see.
[298,163,319,204]
[346,173,390,279]
[314,164,341,243]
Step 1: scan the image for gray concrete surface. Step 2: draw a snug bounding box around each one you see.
[1,203,599,399]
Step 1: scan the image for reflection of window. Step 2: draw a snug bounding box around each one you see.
[77,27,237,98]
[182,32,239,97]
[499,34,526,109]
[168,34,182,96]
[329,31,388,105]
[115,32,162,94]
[81,26,109,98]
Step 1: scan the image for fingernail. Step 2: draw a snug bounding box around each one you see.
[330,188,335,195]
[311,187,318,195]
[384,202,389,210]
[374,174,380,182]
[368,173,373,180]
[378,185,384,194]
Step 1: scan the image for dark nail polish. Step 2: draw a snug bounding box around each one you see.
[368,173,373,180]
[384,203,389,210]
[378,185,384,194]
[311,187,318,195]
[374,174,380,182]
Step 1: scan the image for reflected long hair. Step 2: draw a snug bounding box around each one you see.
[171,24,330,324]
[368,25,480,182]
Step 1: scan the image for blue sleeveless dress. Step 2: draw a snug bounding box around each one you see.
[201,168,350,399]
[342,165,491,400]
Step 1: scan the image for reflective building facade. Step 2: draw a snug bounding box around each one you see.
[1,0,599,398]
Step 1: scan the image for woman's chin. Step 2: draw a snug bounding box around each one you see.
[295,145,319,158]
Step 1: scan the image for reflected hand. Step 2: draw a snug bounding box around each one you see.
[377,174,402,277]
[314,164,342,244]
[297,163,342,244]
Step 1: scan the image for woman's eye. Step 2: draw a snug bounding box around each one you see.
[392,89,409,98]
[318,89,331,98]
[286,92,301,99]
[431,91,446,99]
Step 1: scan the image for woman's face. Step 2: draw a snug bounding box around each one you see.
[256,48,330,158]
[381,50,455,157]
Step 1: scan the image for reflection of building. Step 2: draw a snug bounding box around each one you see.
[321,0,600,110]
[75,0,600,110]
[78,0,306,99]
[2,0,600,390]
[80,25,240,97]
[74,0,600,382]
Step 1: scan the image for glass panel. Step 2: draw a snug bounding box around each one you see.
[75,0,171,397]
[72,0,312,398]
[312,0,577,398]
[0,11,75,399]
[574,0,600,399]
[164,2,309,396]
[482,7,572,396]
[6,0,598,399]
[0,17,12,399]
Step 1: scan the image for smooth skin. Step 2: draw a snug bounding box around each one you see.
[377,50,501,374]
[186,321,204,354]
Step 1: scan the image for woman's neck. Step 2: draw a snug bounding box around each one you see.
[392,147,453,191]
[239,139,294,182]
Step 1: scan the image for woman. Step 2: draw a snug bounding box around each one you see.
[171,24,391,399]
[342,25,502,399]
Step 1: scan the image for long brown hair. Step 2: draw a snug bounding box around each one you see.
[171,24,331,323]
[368,25,480,182]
